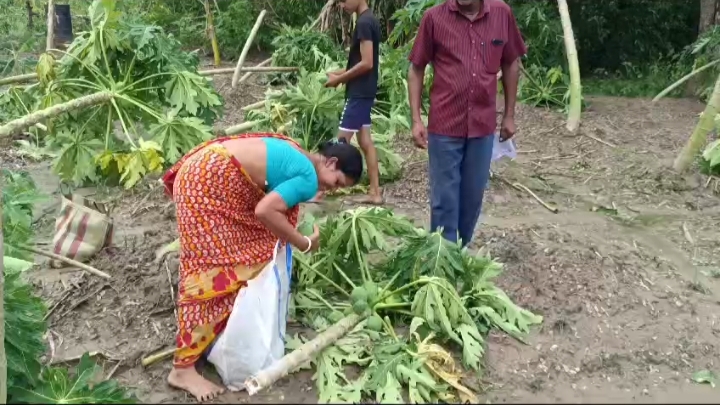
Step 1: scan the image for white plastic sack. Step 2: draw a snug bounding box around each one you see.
[492,133,517,162]
[207,240,293,392]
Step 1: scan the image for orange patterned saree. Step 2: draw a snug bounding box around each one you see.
[162,133,300,367]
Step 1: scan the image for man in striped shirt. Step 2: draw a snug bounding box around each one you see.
[407,0,526,246]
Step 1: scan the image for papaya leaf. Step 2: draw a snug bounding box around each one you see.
[465,282,543,343]
[149,114,213,164]
[10,353,137,404]
[5,272,47,391]
[411,277,485,370]
[164,71,221,116]
[52,129,104,186]
[114,139,165,189]
[388,231,466,287]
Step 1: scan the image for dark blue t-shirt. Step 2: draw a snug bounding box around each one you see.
[345,9,381,100]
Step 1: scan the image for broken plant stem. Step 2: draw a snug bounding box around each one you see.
[674,72,720,171]
[18,244,112,279]
[301,261,350,298]
[382,315,399,341]
[245,313,363,395]
[0,73,37,86]
[557,0,582,132]
[351,219,371,284]
[332,263,357,289]
[141,347,176,368]
[231,9,268,88]
[375,278,429,305]
[376,267,405,299]
[305,289,338,311]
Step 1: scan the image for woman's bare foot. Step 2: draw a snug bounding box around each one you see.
[168,366,225,402]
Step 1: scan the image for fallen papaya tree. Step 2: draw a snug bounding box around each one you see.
[143,207,542,403]
[243,207,543,403]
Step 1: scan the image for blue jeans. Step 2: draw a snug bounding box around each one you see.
[428,133,494,247]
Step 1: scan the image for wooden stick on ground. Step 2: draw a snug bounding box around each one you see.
[19,244,112,279]
[585,133,616,148]
[496,176,559,214]
[239,57,271,84]
[141,347,176,368]
[512,182,559,213]
[245,313,363,396]
[231,9,268,88]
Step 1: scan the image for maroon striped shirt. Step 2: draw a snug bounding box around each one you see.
[408,0,526,138]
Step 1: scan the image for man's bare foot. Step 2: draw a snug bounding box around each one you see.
[168,366,225,402]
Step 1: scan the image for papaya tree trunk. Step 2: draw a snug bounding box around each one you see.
[674,72,720,172]
[686,0,718,96]
[231,10,267,88]
[26,0,34,28]
[557,0,581,132]
[0,91,113,138]
[204,0,221,67]
[0,73,37,86]
[0,209,6,405]
[245,314,363,395]
[46,0,55,51]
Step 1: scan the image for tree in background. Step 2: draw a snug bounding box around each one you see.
[204,0,221,66]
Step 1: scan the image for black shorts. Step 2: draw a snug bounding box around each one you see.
[339,98,375,133]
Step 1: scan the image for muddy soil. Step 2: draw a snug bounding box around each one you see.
[6,76,720,403]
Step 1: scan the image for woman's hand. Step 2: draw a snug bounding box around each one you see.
[306,225,321,252]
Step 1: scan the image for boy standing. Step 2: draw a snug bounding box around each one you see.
[325,0,383,205]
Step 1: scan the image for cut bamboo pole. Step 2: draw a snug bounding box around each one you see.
[557,0,582,133]
[231,10,268,88]
[0,73,37,86]
[204,0,221,67]
[239,57,271,84]
[19,244,112,279]
[674,72,720,172]
[222,120,262,135]
[199,66,298,76]
[245,314,363,395]
[241,100,265,112]
[46,0,55,51]
[0,91,113,138]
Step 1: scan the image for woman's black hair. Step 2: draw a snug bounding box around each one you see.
[318,138,364,182]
